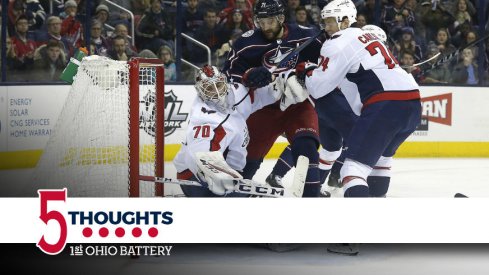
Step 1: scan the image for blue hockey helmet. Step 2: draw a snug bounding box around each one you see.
[253,0,285,18]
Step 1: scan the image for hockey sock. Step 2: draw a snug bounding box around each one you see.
[343,177,369,197]
[271,145,294,177]
[242,158,263,179]
[291,137,320,197]
[367,176,390,197]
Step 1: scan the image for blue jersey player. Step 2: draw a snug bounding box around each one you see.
[223,0,325,197]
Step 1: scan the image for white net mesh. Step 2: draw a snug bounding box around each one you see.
[33,56,162,197]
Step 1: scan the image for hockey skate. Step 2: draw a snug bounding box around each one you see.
[327,243,359,256]
[319,189,331,197]
[266,173,284,188]
[327,171,342,188]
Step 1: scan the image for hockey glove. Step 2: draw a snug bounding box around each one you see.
[295,62,318,87]
[242,66,273,88]
[277,69,310,111]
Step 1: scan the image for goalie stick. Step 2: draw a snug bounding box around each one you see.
[150,156,308,198]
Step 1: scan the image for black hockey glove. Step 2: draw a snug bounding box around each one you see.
[242,66,272,88]
[295,62,318,87]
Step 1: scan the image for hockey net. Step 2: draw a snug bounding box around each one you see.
[33,56,165,197]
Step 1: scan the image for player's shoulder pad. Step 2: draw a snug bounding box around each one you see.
[286,23,318,38]
[232,29,265,52]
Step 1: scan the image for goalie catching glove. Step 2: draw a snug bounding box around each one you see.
[195,151,242,196]
[276,69,310,111]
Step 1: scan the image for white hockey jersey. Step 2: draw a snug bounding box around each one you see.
[306,27,419,114]
[173,83,277,175]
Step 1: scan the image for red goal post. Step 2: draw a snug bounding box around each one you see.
[128,58,165,197]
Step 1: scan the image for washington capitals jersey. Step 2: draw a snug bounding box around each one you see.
[306,27,419,114]
[173,83,276,175]
[223,24,323,84]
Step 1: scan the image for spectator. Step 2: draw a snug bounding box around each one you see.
[136,0,174,54]
[295,6,318,29]
[108,23,138,53]
[183,0,204,34]
[433,28,457,57]
[9,0,46,31]
[356,0,376,25]
[452,47,480,84]
[7,15,37,80]
[422,43,451,84]
[381,0,416,41]
[286,0,301,23]
[32,39,67,81]
[356,13,367,29]
[93,4,110,36]
[420,0,455,44]
[131,0,151,15]
[60,0,84,50]
[218,0,254,30]
[393,26,423,63]
[89,19,110,56]
[190,9,228,65]
[158,45,176,82]
[223,9,250,35]
[35,16,72,57]
[107,35,138,61]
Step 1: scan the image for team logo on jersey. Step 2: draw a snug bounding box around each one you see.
[263,46,297,72]
[164,90,189,137]
[242,30,254,37]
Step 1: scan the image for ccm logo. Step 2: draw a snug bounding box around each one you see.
[237,184,285,196]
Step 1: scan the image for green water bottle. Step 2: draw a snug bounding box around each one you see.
[60,47,88,84]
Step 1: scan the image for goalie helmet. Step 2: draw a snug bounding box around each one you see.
[362,24,387,44]
[195,65,232,112]
[321,0,357,28]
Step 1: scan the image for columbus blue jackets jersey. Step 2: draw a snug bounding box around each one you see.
[223,24,324,84]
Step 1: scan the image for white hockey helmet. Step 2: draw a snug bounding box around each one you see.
[195,65,231,111]
[362,24,387,44]
[321,0,357,28]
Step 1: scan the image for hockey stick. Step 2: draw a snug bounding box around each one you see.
[153,155,308,198]
[420,33,489,74]
[269,30,324,72]
[401,52,440,69]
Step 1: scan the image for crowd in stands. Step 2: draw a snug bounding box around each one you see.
[1,0,488,84]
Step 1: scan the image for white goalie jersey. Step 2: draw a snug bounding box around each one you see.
[306,27,419,114]
[173,83,277,176]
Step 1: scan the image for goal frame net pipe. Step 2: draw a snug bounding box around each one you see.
[128,58,165,197]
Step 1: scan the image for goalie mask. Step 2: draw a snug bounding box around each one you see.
[195,65,233,112]
[321,0,357,29]
[362,24,387,44]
